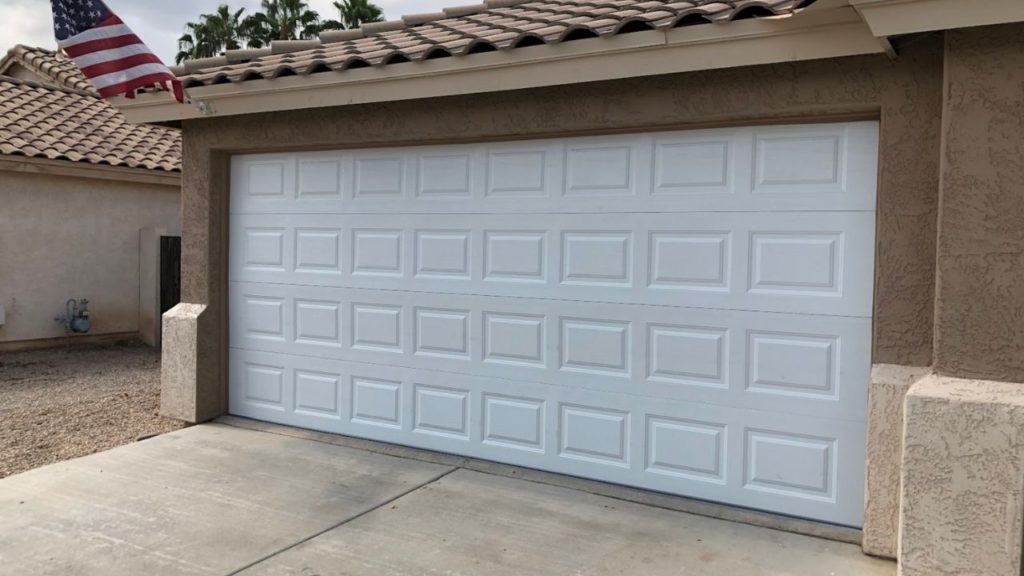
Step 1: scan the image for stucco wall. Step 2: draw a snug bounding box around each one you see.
[934,23,1024,382]
[0,170,181,344]
[176,39,944,419]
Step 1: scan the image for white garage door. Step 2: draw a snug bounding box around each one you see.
[229,121,877,526]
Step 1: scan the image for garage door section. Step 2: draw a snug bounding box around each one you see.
[228,122,878,527]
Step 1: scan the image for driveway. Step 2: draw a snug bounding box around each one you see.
[0,421,895,575]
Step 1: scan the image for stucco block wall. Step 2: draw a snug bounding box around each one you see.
[935,23,1024,382]
[862,364,931,558]
[171,38,944,422]
[899,375,1024,576]
[0,171,181,344]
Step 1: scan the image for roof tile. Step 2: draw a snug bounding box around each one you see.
[177,0,806,87]
[0,51,181,173]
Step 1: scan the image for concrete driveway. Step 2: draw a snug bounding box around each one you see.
[0,421,894,575]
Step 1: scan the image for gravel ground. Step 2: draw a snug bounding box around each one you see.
[0,340,186,478]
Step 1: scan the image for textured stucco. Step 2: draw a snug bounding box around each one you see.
[171,38,944,550]
[0,170,180,344]
[862,364,932,559]
[175,39,943,418]
[934,23,1024,382]
[160,303,209,421]
[899,374,1024,576]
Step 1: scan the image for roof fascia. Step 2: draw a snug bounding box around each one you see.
[851,0,1024,37]
[0,50,21,76]
[0,155,181,187]
[116,6,882,123]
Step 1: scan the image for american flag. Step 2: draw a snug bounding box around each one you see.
[51,0,183,102]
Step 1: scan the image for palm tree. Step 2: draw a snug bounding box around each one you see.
[176,5,249,65]
[321,0,385,30]
[243,0,323,46]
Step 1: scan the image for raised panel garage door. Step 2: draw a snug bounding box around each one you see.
[229,121,878,526]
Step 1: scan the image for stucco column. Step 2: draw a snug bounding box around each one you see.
[159,142,228,423]
[862,364,930,558]
[898,375,1024,576]
[933,24,1024,382]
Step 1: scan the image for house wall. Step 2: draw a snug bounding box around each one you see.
[885,24,1024,574]
[165,34,945,548]
[159,18,1024,567]
[178,34,943,379]
[934,23,1024,382]
[0,171,181,345]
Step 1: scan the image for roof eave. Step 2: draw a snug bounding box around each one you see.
[116,6,883,124]
[851,0,1024,37]
[0,155,181,186]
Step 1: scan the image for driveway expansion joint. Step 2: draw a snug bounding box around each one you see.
[224,467,458,576]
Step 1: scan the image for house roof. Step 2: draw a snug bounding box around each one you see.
[0,44,98,96]
[176,0,809,87]
[0,48,181,173]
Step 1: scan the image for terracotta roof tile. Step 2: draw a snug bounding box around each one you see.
[181,0,808,88]
[0,44,97,96]
[0,72,181,172]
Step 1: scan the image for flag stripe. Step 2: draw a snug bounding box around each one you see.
[51,1,184,103]
[62,33,146,58]
[88,62,177,89]
[57,22,132,49]
[96,72,179,98]
[70,43,154,68]
[77,52,165,79]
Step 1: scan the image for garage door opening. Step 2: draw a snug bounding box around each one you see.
[228,121,878,527]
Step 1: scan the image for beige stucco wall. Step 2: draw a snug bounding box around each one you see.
[0,170,181,344]
[862,364,931,558]
[899,375,1024,576]
[934,23,1024,383]
[173,37,945,422]
[158,20,1024,566]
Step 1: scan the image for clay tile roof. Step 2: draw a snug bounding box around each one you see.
[0,44,98,96]
[179,0,809,88]
[0,65,181,172]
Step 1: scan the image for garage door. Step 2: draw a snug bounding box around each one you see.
[229,121,878,526]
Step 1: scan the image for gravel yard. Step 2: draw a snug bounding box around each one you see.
[0,340,185,478]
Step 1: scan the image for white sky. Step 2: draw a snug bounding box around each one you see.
[0,0,439,64]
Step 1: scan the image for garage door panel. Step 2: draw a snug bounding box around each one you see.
[229,348,865,525]
[229,121,878,527]
[230,123,877,216]
[230,282,870,420]
[231,211,875,317]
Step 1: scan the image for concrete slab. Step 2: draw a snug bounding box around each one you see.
[0,422,895,575]
[223,415,863,545]
[240,469,895,576]
[0,424,453,575]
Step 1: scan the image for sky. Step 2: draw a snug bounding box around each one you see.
[0,0,439,64]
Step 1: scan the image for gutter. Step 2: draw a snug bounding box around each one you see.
[116,6,884,124]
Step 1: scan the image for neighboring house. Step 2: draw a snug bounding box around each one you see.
[117,1,1024,574]
[0,46,182,349]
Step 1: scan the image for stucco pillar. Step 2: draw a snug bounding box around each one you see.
[160,303,222,422]
[933,24,1024,382]
[862,364,931,558]
[898,375,1024,576]
[161,142,229,423]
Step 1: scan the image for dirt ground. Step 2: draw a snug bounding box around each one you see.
[0,340,186,478]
